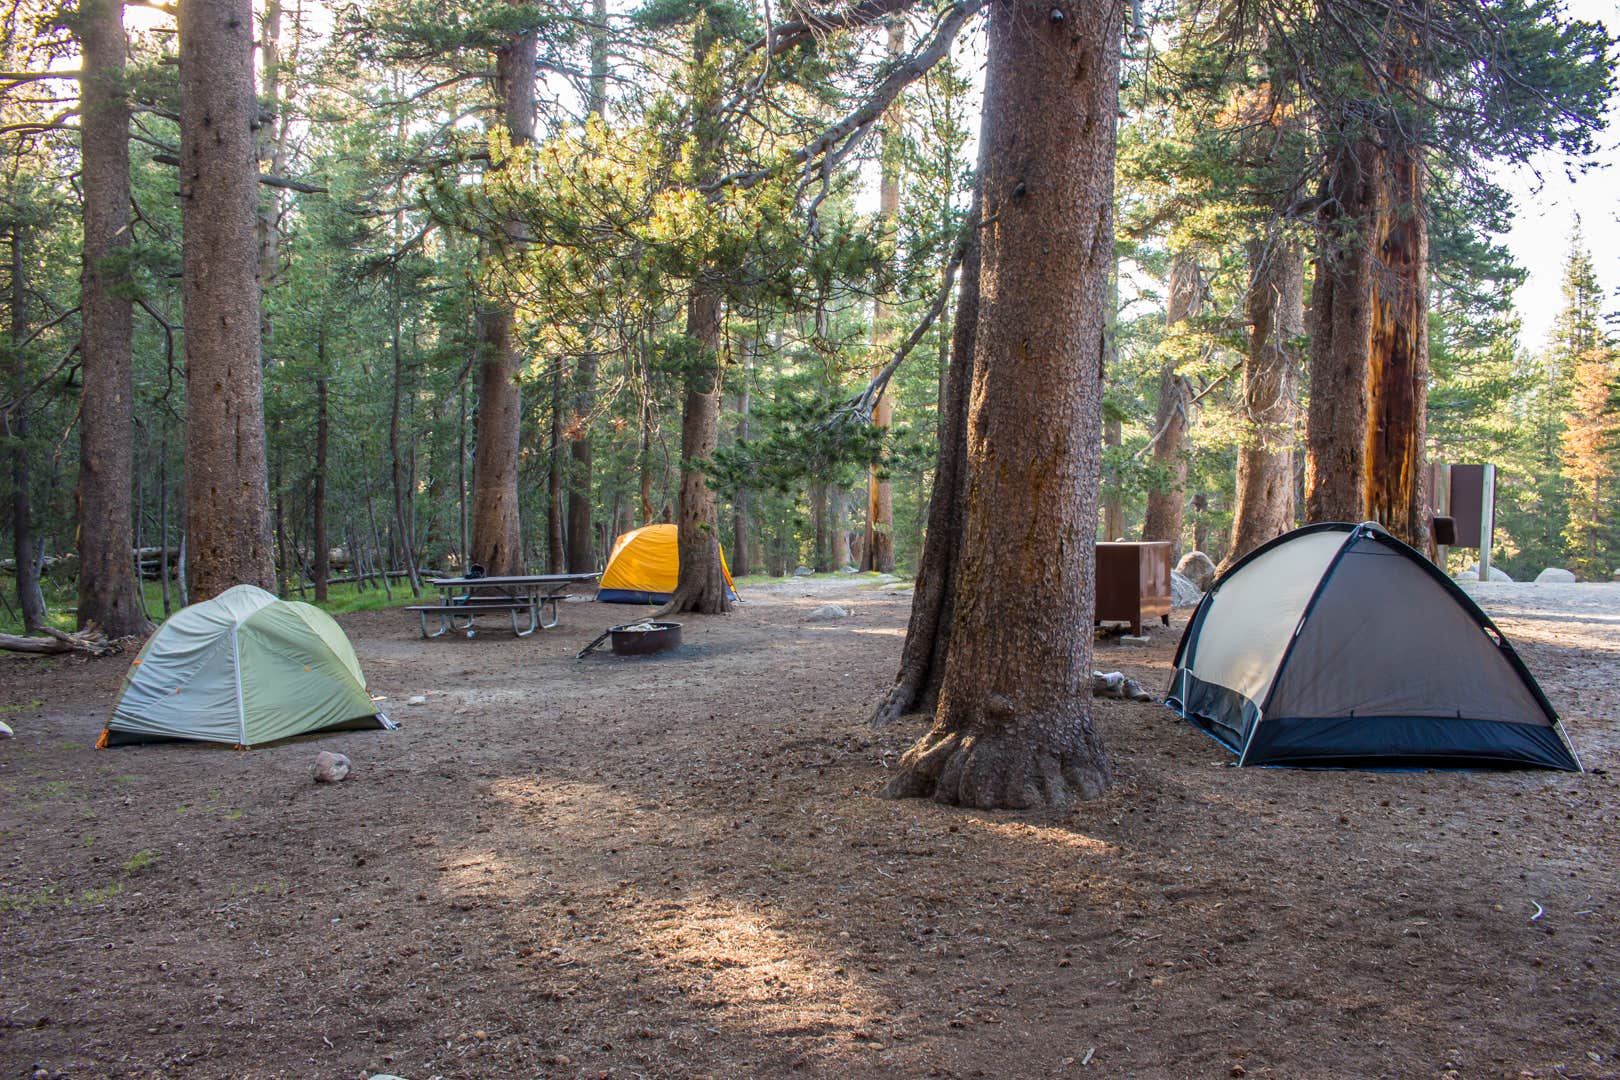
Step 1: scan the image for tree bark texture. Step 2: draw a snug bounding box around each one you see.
[1304,120,1429,550]
[313,375,329,603]
[1304,139,1378,525]
[884,0,1118,809]
[658,13,731,616]
[547,357,566,573]
[731,345,752,575]
[565,0,607,574]
[861,18,904,574]
[179,0,277,600]
[872,180,982,725]
[1140,254,1201,556]
[658,286,732,615]
[76,0,147,635]
[7,228,45,629]
[1365,130,1430,550]
[1100,263,1124,543]
[468,15,537,576]
[1224,237,1303,568]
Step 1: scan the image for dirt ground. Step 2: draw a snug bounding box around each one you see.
[2,576,1616,1080]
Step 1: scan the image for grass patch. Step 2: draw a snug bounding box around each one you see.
[123,848,161,873]
[0,886,58,912]
[80,881,123,904]
[0,575,422,636]
[0,699,42,715]
[41,779,75,799]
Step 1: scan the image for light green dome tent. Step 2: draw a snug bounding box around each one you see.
[99,585,392,748]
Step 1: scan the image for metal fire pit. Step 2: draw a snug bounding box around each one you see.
[578,621,683,658]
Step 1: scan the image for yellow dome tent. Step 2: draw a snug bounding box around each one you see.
[596,524,737,605]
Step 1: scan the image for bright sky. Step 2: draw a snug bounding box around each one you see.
[1489,0,1618,353]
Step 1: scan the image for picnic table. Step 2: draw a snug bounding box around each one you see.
[408,573,599,638]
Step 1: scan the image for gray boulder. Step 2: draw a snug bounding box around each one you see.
[1175,550,1217,592]
[1455,563,1514,582]
[792,565,814,577]
[1171,570,1203,609]
[1534,567,1576,584]
[805,604,849,622]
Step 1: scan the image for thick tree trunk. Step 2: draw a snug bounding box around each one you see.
[658,286,732,615]
[468,10,536,576]
[657,14,731,617]
[76,0,147,634]
[1365,133,1430,550]
[179,0,277,600]
[1224,237,1303,568]
[830,490,851,568]
[872,180,982,725]
[811,481,831,572]
[861,19,904,574]
[1140,255,1201,556]
[313,376,330,603]
[883,0,1119,809]
[1304,124,1429,549]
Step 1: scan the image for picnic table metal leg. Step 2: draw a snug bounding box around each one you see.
[419,610,451,639]
[539,595,560,630]
[512,602,538,637]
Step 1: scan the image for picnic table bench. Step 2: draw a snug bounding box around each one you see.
[408,573,599,638]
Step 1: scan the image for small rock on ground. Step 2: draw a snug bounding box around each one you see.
[405,694,427,706]
[806,604,849,622]
[1535,567,1577,584]
[314,751,351,783]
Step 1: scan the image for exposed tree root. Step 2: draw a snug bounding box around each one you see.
[882,722,1110,811]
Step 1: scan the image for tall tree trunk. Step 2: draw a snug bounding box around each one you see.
[389,301,421,595]
[547,357,566,573]
[468,8,536,576]
[564,0,608,574]
[1304,118,1429,551]
[1100,262,1124,542]
[830,489,851,568]
[7,410,45,632]
[1224,237,1303,567]
[731,341,751,575]
[861,19,904,574]
[638,389,656,526]
[872,176,983,725]
[1140,254,1201,556]
[313,376,330,603]
[1365,127,1429,550]
[76,0,146,634]
[659,286,732,614]
[884,0,1119,809]
[1304,140,1378,525]
[658,13,731,616]
[179,0,277,600]
[811,481,831,572]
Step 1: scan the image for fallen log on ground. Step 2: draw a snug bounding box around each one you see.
[0,623,113,656]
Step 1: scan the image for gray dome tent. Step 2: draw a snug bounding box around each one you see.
[1166,522,1580,770]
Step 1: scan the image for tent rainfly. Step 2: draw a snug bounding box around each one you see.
[1166,522,1580,770]
[597,523,738,605]
[100,584,393,748]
